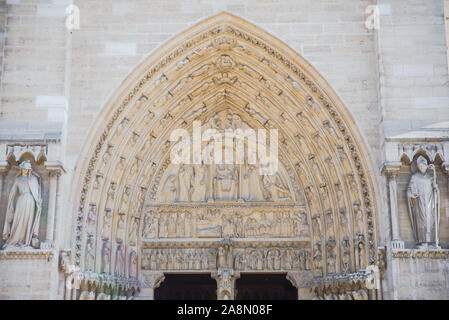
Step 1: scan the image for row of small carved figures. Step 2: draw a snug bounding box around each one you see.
[141,248,311,271]
[142,211,310,239]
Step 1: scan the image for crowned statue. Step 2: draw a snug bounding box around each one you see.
[406,156,440,247]
[2,160,42,250]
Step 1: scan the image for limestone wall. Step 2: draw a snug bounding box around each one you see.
[0,0,448,300]
[0,250,59,299]
[391,250,449,300]
[379,0,449,137]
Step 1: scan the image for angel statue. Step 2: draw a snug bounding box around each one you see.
[2,160,42,249]
[406,156,440,248]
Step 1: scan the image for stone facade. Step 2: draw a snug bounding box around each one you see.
[0,0,448,300]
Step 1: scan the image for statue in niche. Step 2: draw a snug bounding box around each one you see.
[87,203,96,230]
[353,201,364,235]
[191,163,207,202]
[129,251,138,279]
[261,172,290,202]
[115,243,125,276]
[341,238,351,273]
[128,218,139,245]
[313,244,323,276]
[85,235,95,271]
[406,156,440,246]
[217,243,232,269]
[214,164,238,201]
[101,240,111,273]
[242,164,264,201]
[312,215,322,242]
[178,164,194,202]
[234,252,247,270]
[116,214,126,242]
[267,249,281,270]
[102,209,112,240]
[326,240,337,274]
[355,235,366,269]
[2,161,42,249]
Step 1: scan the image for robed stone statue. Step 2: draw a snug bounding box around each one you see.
[2,160,42,249]
[406,156,440,247]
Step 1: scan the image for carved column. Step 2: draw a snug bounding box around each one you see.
[0,162,9,205]
[442,162,449,232]
[383,164,404,249]
[212,269,240,300]
[43,164,64,248]
[138,272,165,300]
[286,271,313,300]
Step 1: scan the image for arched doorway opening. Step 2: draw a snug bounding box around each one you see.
[236,274,297,300]
[155,274,217,300]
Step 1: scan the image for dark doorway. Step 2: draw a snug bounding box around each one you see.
[154,274,217,300]
[236,274,297,300]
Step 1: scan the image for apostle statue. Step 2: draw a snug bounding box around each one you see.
[406,156,440,247]
[242,164,264,201]
[2,160,42,250]
[191,163,207,202]
[178,164,194,202]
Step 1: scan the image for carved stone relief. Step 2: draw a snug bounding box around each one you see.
[72,16,378,284]
[143,206,310,240]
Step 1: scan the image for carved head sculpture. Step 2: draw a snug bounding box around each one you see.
[19,160,32,176]
[416,156,428,174]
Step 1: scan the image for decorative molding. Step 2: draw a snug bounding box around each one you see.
[0,248,55,260]
[385,141,449,164]
[140,271,165,289]
[391,248,449,259]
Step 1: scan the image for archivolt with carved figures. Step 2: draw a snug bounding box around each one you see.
[69,13,379,292]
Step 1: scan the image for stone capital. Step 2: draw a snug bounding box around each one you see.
[286,271,313,289]
[45,161,66,177]
[140,271,165,289]
[381,162,401,179]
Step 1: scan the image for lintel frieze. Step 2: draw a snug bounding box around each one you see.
[141,239,310,249]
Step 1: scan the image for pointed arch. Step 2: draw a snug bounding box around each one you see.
[70,12,380,283]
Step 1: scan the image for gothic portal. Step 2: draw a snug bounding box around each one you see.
[64,13,380,300]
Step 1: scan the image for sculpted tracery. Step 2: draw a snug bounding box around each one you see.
[70,13,379,300]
